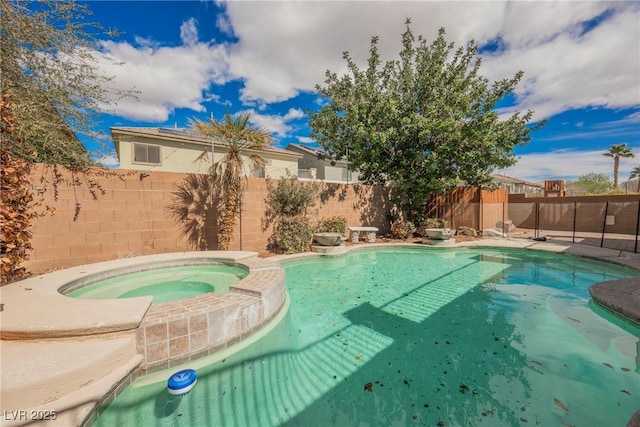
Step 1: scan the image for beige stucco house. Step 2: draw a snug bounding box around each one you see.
[286,143,360,183]
[111,127,302,177]
[491,173,543,196]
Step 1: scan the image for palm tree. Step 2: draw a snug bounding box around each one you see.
[191,112,271,250]
[630,166,640,193]
[603,143,635,189]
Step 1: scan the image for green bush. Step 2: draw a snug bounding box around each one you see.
[265,176,317,219]
[268,216,314,254]
[316,216,347,233]
[390,220,416,239]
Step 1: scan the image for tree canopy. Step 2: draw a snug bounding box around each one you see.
[309,19,544,214]
[1,0,131,166]
[569,172,613,195]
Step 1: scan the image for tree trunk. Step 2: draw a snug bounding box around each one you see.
[218,182,239,250]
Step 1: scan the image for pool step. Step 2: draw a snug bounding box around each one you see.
[0,334,141,427]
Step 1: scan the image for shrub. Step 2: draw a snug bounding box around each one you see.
[390,220,416,239]
[265,176,317,220]
[268,216,314,254]
[316,216,347,233]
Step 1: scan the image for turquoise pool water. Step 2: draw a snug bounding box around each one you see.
[93,248,640,426]
[67,265,247,303]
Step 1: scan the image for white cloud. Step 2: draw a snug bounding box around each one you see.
[501,146,640,181]
[95,153,120,167]
[97,20,230,122]
[297,136,315,144]
[93,1,639,142]
[239,107,304,138]
[216,14,233,37]
[180,18,199,46]
[220,1,638,121]
[482,3,640,120]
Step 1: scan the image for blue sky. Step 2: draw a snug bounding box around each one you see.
[79,0,639,182]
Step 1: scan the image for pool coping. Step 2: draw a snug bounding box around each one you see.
[1,239,639,427]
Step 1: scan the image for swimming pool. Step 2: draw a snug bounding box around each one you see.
[65,264,247,304]
[92,247,640,426]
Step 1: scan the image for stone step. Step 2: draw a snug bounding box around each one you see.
[0,334,140,426]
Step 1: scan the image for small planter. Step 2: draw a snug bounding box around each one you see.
[425,228,452,240]
[314,232,346,246]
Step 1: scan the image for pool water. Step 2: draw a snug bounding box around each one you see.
[67,265,247,304]
[93,248,640,426]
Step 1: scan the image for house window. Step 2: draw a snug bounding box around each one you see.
[251,164,265,178]
[133,143,161,165]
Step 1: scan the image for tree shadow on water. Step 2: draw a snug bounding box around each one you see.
[282,286,535,427]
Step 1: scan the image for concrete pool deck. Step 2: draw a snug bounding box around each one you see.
[1,238,639,426]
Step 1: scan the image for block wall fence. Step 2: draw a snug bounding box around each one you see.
[27,164,635,275]
[23,165,394,274]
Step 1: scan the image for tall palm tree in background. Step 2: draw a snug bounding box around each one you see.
[191,112,271,250]
[603,143,634,189]
[630,166,640,193]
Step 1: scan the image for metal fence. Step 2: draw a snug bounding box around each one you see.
[432,200,640,253]
[509,200,640,253]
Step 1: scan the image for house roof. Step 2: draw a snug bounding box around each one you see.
[111,127,302,159]
[491,173,542,188]
[286,143,323,156]
[286,143,348,164]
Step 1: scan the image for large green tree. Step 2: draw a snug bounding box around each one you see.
[191,112,271,250]
[603,143,634,189]
[309,19,543,215]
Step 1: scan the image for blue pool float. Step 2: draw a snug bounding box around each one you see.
[167,369,197,396]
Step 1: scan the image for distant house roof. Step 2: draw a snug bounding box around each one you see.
[491,173,542,188]
[111,127,301,159]
[286,143,322,155]
[286,143,347,164]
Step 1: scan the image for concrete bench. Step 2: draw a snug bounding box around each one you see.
[348,226,379,243]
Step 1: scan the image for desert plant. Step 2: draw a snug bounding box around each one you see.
[268,217,314,254]
[390,220,416,240]
[264,175,318,226]
[1,149,39,284]
[263,175,320,254]
[315,216,347,234]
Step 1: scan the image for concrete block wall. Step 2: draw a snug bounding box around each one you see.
[26,166,190,273]
[24,166,394,274]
